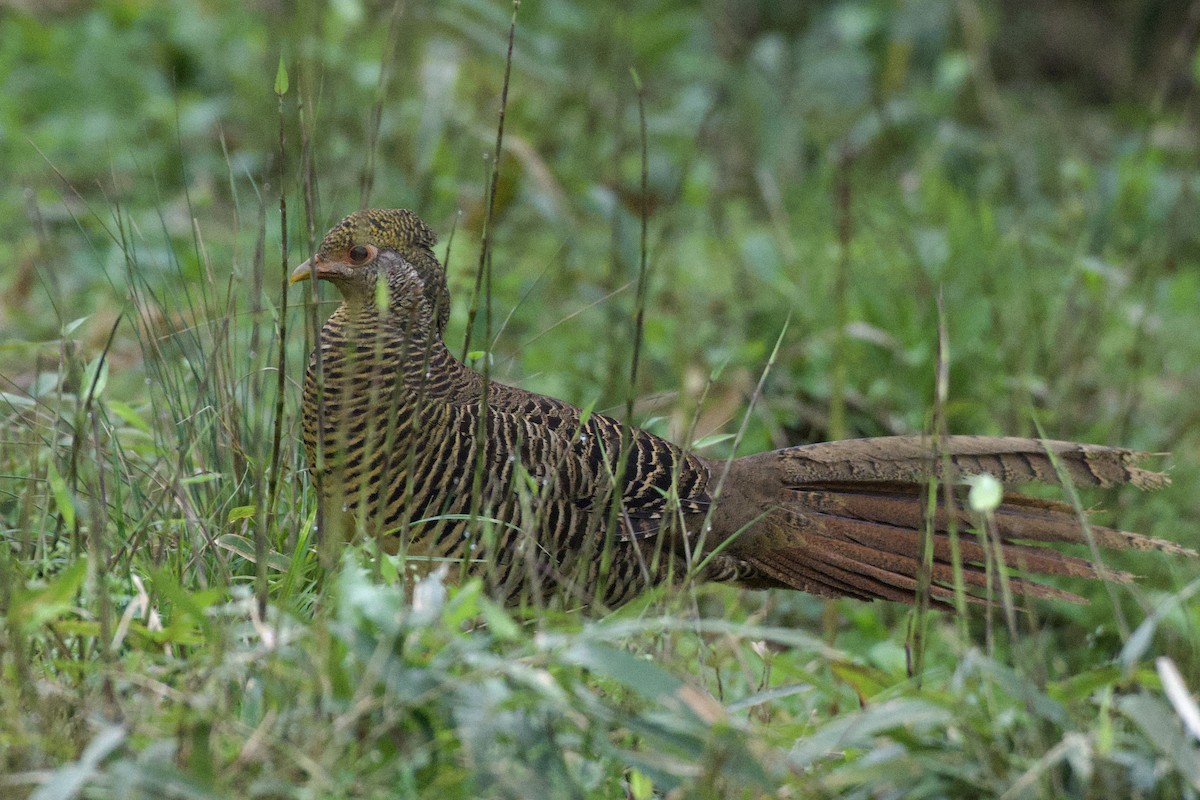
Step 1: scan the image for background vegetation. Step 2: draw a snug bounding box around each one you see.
[2,0,1199,797]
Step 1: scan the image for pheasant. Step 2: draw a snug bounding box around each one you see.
[291,208,1191,610]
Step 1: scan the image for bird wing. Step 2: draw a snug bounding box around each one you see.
[572,410,712,539]
[479,385,712,539]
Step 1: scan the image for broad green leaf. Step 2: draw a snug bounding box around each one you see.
[1120,578,1200,672]
[561,640,681,702]
[1118,693,1200,788]
[1048,665,1122,702]
[378,549,399,583]
[726,683,813,714]
[443,580,483,626]
[790,698,951,768]
[478,595,521,642]
[829,660,892,700]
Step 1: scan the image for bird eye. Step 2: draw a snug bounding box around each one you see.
[349,245,373,265]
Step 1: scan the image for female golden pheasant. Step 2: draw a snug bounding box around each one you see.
[292,209,1188,609]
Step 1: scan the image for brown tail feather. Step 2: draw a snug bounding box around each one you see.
[808,523,1101,601]
[793,484,1190,556]
[751,547,922,604]
[750,521,1096,606]
[786,501,1130,582]
[772,435,1169,490]
[728,435,1191,605]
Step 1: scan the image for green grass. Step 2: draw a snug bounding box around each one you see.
[2,1,1200,797]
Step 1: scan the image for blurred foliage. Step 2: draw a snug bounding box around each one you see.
[1,0,1199,797]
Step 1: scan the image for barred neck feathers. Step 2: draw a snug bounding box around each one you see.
[318,295,482,408]
[334,267,443,341]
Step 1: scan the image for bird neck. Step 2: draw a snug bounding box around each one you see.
[325,300,482,402]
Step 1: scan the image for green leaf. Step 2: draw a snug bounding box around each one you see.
[628,768,653,800]
[790,698,952,768]
[1157,656,1200,742]
[276,507,316,600]
[444,580,483,626]
[227,505,255,522]
[561,641,681,702]
[1048,665,1121,702]
[972,656,1069,726]
[62,316,90,337]
[577,398,596,428]
[378,549,399,583]
[146,566,217,641]
[709,356,729,382]
[1122,616,1158,670]
[829,660,892,700]
[180,472,223,485]
[80,356,109,405]
[691,432,734,450]
[44,456,75,529]
[726,684,813,714]
[215,533,291,572]
[274,56,288,95]
[1120,578,1200,672]
[106,400,151,433]
[1118,693,1200,787]
[0,391,36,408]
[478,595,522,642]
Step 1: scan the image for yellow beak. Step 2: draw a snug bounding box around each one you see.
[289,257,318,285]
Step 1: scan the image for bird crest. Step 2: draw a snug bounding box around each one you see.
[317,209,438,258]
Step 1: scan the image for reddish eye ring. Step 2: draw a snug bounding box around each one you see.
[349,244,373,264]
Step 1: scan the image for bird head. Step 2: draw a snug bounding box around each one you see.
[290,209,450,335]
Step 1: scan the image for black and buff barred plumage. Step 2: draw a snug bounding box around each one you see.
[292,209,1193,610]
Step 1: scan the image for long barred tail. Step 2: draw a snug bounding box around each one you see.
[738,436,1192,605]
